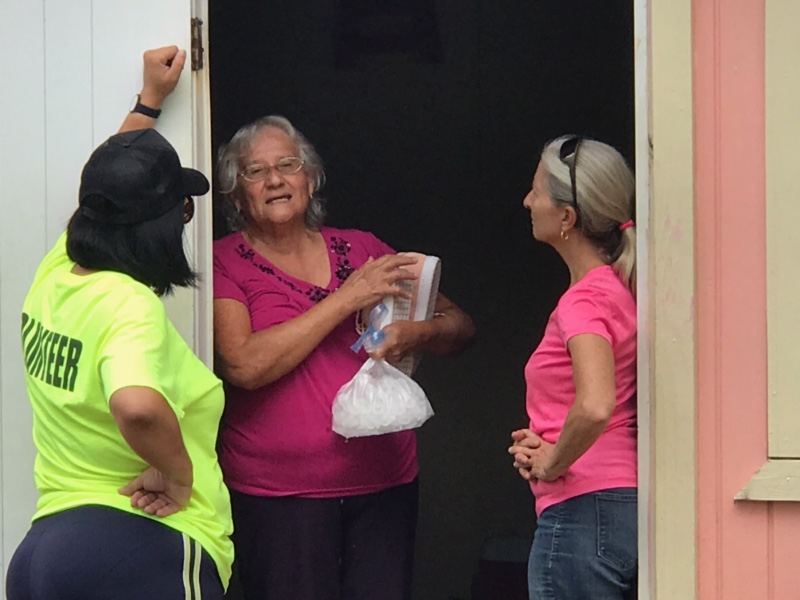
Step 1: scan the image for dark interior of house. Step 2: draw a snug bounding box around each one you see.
[209,1,634,598]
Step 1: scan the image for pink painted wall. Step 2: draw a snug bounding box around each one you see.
[694,1,800,598]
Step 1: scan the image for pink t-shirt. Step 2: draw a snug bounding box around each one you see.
[525,265,637,516]
[213,227,417,498]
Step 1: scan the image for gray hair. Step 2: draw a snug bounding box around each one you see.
[540,136,636,292]
[217,115,327,231]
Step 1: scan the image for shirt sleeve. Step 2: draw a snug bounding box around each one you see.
[556,287,614,346]
[97,292,184,419]
[213,246,248,304]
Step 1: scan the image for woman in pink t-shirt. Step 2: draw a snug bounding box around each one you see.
[211,115,476,600]
[509,136,638,600]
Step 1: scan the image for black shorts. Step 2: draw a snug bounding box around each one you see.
[6,504,223,600]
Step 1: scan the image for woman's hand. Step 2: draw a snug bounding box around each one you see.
[368,321,419,364]
[118,46,187,134]
[509,428,563,483]
[336,254,418,311]
[140,46,187,109]
[119,466,192,518]
[371,293,476,362]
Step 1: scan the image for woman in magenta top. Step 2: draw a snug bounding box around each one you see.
[509,136,637,600]
[212,115,475,600]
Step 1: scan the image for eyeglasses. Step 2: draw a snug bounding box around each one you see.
[183,197,195,224]
[239,157,305,182]
[558,135,583,210]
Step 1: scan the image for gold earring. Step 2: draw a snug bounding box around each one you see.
[560,230,569,241]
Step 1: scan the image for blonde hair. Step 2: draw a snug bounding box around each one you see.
[540,136,636,292]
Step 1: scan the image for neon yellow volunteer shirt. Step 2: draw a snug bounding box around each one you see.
[20,233,234,588]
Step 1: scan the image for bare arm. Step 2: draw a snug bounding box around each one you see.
[109,386,193,486]
[509,333,617,481]
[214,292,355,390]
[215,254,418,390]
[118,46,187,134]
[369,293,476,363]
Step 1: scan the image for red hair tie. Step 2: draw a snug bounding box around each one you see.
[619,220,634,232]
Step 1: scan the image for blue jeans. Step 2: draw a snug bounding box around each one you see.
[528,488,637,600]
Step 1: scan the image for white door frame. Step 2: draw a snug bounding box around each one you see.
[633,0,653,595]
[636,0,698,598]
[191,2,701,599]
[190,0,215,369]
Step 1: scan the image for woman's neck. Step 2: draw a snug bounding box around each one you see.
[241,222,330,287]
[71,264,98,276]
[242,221,318,255]
[555,235,608,287]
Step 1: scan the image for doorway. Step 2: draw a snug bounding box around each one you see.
[207,1,634,598]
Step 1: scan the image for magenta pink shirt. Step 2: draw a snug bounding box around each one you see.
[525,265,637,516]
[213,227,417,498]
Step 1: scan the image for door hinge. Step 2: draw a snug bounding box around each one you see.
[191,17,205,71]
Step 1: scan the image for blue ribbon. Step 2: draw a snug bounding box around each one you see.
[351,303,388,353]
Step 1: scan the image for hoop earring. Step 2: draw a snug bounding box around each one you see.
[560,230,569,241]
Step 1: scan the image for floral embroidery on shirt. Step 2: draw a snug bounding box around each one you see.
[236,233,355,303]
[330,236,355,281]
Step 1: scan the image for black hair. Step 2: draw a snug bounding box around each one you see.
[66,201,197,296]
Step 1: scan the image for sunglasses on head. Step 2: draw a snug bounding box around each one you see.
[558,135,583,210]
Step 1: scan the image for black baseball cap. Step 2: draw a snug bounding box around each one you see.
[78,129,209,225]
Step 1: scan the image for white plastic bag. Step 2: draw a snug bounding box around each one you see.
[332,358,434,439]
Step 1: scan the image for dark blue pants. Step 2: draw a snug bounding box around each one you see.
[7,505,222,600]
[528,488,638,600]
[230,478,419,600]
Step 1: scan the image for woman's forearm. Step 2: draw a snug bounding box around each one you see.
[546,403,610,478]
[546,333,618,478]
[215,290,357,390]
[110,386,193,485]
[408,294,476,355]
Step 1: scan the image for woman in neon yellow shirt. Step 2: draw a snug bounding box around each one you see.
[7,47,233,600]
